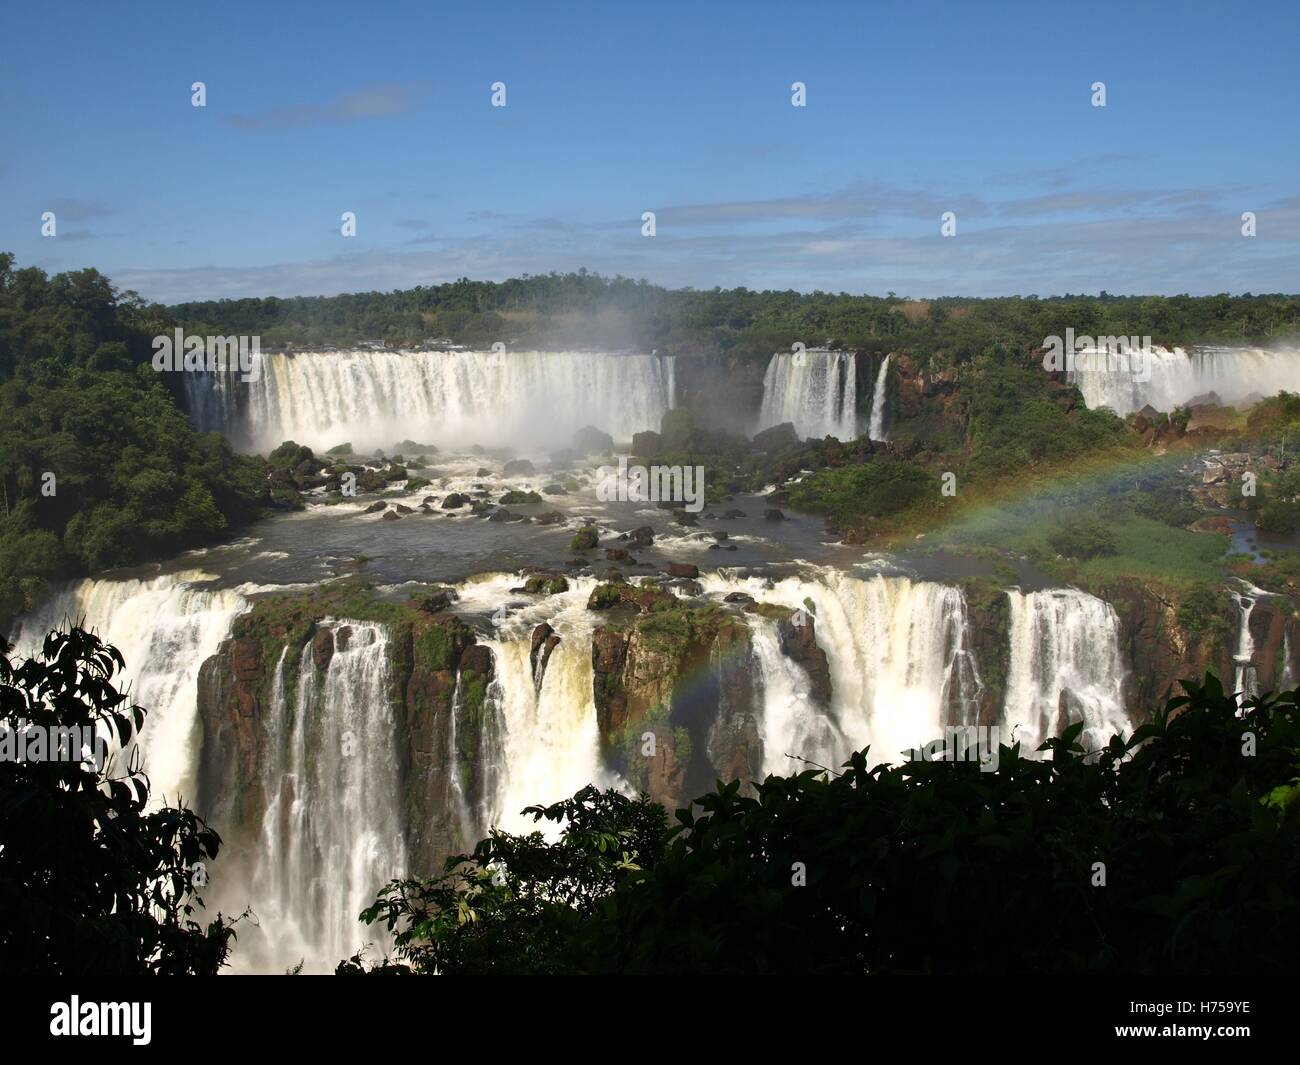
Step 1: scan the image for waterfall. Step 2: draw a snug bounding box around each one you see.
[748,617,843,775]
[701,569,982,768]
[9,571,247,806]
[1003,588,1129,752]
[188,348,677,453]
[446,669,503,849]
[240,621,406,973]
[454,573,612,835]
[867,354,891,442]
[1283,631,1296,692]
[1230,582,1273,705]
[758,349,858,440]
[1069,345,1300,417]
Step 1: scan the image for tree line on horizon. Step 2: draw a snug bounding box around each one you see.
[170,268,1300,362]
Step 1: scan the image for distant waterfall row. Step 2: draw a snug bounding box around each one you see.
[758,350,890,442]
[9,568,1135,971]
[1069,345,1300,417]
[185,348,677,453]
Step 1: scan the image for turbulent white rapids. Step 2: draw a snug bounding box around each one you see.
[189,348,677,453]
[239,622,406,974]
[1003,588,1128,752]
[1070,345,1300,417]
[10,571,247,806]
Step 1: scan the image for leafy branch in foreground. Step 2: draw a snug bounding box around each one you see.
[337,785,668,975]
[0,626,239,974]
[345,674,1300,974]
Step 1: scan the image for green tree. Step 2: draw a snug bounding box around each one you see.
[339,786,668,975]
[347,677,1300,974]
[0,627,238,974]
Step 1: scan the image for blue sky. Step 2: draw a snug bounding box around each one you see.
[2,0,1297,302]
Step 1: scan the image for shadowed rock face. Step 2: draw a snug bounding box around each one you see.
[771,608,832,707]
[1105,578,1236,713]
[530,622,560,688]
[590,600,758,810]
[588,595,848,808]
[1246,598,1300,693]
[957,582,1010,728]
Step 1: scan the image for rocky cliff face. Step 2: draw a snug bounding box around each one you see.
[591,602,750,808]
[587,585,836,808]
[388,610,494,870]
[1104,579,1232,711]
[196,584,496,878]
[958,581,1011,727]
[588,584,762,808]
[1243,594,1300,694]
[673,355,768,436]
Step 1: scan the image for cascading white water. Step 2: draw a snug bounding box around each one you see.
[1282,632,1295,692]
[9,571,247,806]
[445,669,499,850]
[190,348,677,453]
[759,349,858,440]
[867,354,891,442]
[1230,582,1272,705]
[747,617,843,775]
[454,574,613,834]
[701,568,982,768]
[240,621,406,973]
[1003,588,1129,752]
[1070,345,1300,417]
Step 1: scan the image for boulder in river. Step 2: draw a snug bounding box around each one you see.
[570,527,599,551]
[573,425,614,455]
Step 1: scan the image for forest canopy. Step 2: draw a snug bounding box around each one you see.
[0,254,267,629]
[171,269,1300,362]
